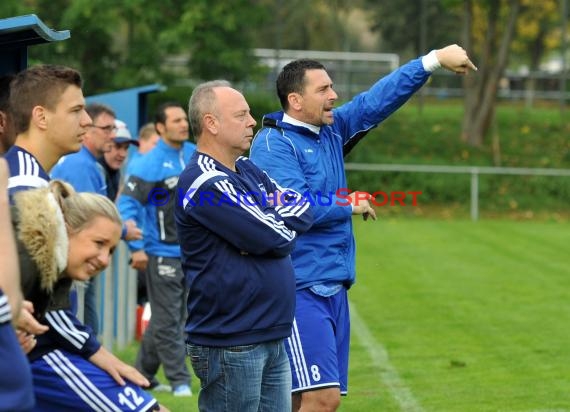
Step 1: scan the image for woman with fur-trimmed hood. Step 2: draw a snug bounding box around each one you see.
[12,180,169,412]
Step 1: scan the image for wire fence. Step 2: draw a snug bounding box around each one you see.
[345,162,570,221]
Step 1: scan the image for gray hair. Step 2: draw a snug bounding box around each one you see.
[188,80,232,141]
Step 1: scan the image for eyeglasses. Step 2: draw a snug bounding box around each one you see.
[91,124,118,133]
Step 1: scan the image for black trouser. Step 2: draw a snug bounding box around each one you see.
[135,255,190,388]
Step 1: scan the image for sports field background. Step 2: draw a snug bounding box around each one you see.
[118,217,570,411]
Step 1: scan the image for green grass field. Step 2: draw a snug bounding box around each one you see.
[118,218,570,411]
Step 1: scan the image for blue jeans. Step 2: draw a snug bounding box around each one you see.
[187,340,291,412]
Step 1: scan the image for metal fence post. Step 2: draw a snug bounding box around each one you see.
[115,242,137,350]
[470,168,479,221]
[102,269,114,349]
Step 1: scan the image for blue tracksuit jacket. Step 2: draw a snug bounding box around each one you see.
[250,57,431,290]
[119,139,196,257]
[175,152,313,346]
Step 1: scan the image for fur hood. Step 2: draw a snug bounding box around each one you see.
[12,187,69,293]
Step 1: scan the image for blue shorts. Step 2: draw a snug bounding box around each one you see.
[285,287,350,395]
[31,349,159,411]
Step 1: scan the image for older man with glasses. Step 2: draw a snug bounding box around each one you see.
[51,103,141,336]
[98,119,139,202]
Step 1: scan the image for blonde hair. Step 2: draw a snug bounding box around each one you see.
[12,180,122,291]
[138,122,157,142]
[49,180,122,233]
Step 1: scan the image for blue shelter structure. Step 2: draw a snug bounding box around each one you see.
[0,14,70,76]
[0,14,164,136]
[86,84,165,138]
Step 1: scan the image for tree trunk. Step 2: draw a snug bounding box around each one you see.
[462,0,521,147]
[525,25,546,109]
[461,0,476,143]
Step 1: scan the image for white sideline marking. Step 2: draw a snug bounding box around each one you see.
[350,302,424,412]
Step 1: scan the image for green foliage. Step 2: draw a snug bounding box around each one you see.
[255,0,366,51]
[22,0,168,94]
[361,0,463,57]
[4,0,269,93]
[345,101,570,215]
[166,0,269,82]
[0,1,29,18]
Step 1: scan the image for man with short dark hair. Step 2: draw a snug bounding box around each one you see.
[5,64,90,194]
[118,102,195,397]
[250,44,477,411]
[1,65,90,411]
[3,64,92,411]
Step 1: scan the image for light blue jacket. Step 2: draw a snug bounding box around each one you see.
[50,146,106,195]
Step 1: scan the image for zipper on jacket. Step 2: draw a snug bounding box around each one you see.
[158,210,166,240]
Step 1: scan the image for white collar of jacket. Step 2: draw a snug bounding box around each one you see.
[282,113,321,134]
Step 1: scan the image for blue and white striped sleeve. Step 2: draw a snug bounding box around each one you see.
[43,309,100,358]
[180,172,298,258]
[266,174,313,234]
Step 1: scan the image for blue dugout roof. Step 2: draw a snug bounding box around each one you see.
[87,84,166,139]
[0,14,70,75]
[0,14,165,138]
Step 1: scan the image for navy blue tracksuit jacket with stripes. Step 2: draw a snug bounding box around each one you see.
[175,152,313,347]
